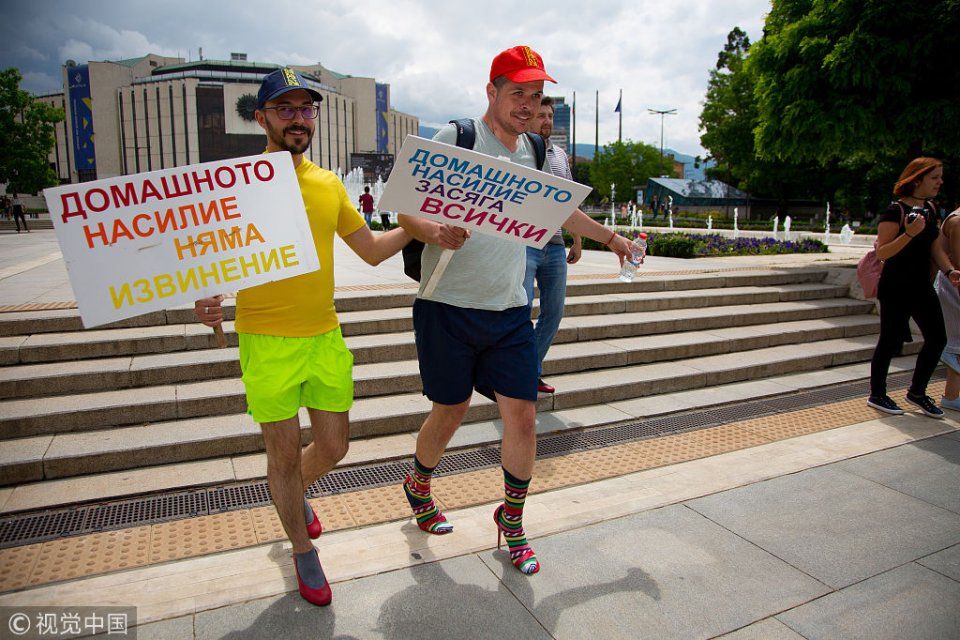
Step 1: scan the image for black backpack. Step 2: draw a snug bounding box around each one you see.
[401,119,547,281]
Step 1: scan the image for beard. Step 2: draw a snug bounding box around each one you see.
[265,120,314,155]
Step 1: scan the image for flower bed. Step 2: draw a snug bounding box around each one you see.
[574,231,828,258]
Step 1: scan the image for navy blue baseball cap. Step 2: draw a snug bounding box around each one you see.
[256,68,323,109]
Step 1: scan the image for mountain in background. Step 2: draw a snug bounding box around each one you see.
[572,143,714,182]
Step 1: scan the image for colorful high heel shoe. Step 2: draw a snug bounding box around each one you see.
[403,475,453,534]
[494,504,540,575]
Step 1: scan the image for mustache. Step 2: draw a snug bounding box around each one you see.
[284,124,310,134]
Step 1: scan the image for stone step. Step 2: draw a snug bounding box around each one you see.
[0,282,854,366]
[0,268,832,339]
[0,334,916,483]
[0,290,867,399]
[0,220,54,231]
[1,354,919,514]
[0,304,878,436]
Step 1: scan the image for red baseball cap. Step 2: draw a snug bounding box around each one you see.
[489,46,556,84]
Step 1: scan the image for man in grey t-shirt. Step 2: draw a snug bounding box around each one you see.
[398,46,634,576]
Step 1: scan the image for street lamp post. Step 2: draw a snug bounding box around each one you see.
[648,108,677,158]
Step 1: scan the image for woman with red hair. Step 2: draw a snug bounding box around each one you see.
[868,157,959,417]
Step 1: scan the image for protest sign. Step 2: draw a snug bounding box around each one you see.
[377,136,592,249]
[44,152,319,328]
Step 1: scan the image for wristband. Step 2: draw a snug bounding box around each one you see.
[605,230,616,246]
[905,232,915,239]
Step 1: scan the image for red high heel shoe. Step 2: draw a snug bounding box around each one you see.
[294,549,332,606]
[304,498,322,539]
[493,504,540,575]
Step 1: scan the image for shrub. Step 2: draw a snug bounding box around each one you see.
[569,231,828,258]
[647,234,697,258]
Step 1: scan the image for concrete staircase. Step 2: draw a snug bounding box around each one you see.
[0,267,896,496]
[0,215,54,232]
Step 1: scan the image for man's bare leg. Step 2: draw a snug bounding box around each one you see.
[404,400,471,533]
[494,394,540,574]
[415,400,471,466]
[260,417,311,553]
[497,395,536,479]
[261,414,333,605]
[297,409,350,537]
[300,409,350,490]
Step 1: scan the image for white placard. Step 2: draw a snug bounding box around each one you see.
[44,152,319,328]
[378,136,591,249]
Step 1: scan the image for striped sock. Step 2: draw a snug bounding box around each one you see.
[403,457,453,534]
[497,468,540,575]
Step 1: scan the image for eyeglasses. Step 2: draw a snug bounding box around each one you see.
[261,105,319,120]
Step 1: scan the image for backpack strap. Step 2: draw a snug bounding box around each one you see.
[449,118,547,170]
[449,118,476,150]
[524,132,547,170]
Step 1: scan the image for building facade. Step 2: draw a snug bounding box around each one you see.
[39,53,419,185]
[545,95,570,153]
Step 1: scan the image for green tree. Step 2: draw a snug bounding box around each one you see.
[590,140,672,202]
[570,160,598,205]
[699,27,758,188]
[699,27,827,213]
[0,68,64,195]
[749,0,960,165]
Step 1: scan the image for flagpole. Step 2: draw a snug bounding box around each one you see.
[618,89,622,143]
[594,90,599,161]
[571,91,577,172]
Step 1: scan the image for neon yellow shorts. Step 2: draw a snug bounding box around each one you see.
[238,328,354,423]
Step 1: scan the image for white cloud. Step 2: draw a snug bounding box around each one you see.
[4,0,771,155]
[52,16,178,63]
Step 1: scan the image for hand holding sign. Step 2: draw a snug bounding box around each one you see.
[437,224,470,250]
[194,295,227,348]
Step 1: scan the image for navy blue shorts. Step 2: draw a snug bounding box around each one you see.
[413,299,538,405]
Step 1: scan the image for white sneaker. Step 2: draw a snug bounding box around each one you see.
[941,351,960,374]
[941,396,960,411]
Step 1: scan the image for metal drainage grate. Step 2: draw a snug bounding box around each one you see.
[81,491,208,533]
[0,369,939,549]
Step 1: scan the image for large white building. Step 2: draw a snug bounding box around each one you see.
[37,53,419,185]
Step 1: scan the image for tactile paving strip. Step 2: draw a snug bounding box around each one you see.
[30,526,152,584]
[0,376,950,593]
[149,511,258,564]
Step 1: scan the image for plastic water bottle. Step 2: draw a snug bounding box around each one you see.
[618,233,647,282]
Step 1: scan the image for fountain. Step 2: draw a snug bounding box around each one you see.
[823,202,831,243]
[610,183,617,227]
[707,215,712,231]
[733,207,740,239]
[667,195,674,229]
[773,215,780,239]
[784,215,792,241]
[840,223,854,244]
[341,167,365,205]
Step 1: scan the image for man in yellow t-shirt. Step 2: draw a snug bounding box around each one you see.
[194,68,409,607]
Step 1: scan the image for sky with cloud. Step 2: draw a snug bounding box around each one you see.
[1,0,770,157]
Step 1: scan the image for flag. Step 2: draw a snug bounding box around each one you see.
[614,96,622,113]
